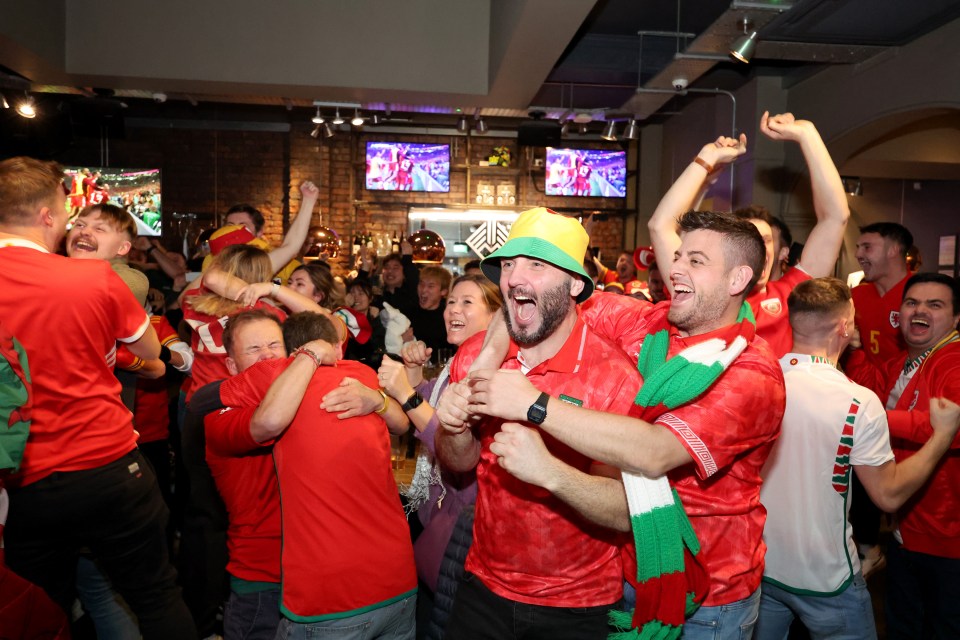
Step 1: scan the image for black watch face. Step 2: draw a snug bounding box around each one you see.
[527,400,547,425]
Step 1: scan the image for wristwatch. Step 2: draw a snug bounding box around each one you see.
[526,392,550,425]
[401,391,424,413]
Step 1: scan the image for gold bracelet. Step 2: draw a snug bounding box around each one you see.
[292,347,322,368]
[375,388,390,415]
[692,156,715,174]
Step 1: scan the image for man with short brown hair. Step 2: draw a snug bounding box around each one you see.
[0,157,195,639]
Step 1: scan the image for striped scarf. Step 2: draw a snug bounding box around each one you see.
[609,302,756,640]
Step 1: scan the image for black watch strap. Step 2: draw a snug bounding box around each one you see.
[526,392,550,425]
[401,391,424,412]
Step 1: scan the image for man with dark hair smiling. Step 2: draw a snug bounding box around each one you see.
[847,272,960,638]
[452,210,785,639]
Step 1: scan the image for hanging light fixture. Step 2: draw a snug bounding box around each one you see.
[623,118,640,140]
[332,108,344,125]
[601,120,618,141]
[560,119,571,137]
[311,107,324,124]
[475,116,488,134]
[370,113,381,125]
[15,94,36,119]
[303,225,341,261]
[351,109,364,126]
[729,18,758,64]
[409,221,446,264]
[310,124,322,138]
[456,115,469,133]
[1,93,9,109]
[322,122,335,138]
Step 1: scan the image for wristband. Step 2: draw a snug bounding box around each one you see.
[158,345,172,363]
[270,282,281,297]
[374,388,390,415]
[692,156,715,174]
[292,346,323,368]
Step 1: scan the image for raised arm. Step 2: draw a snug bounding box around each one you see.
[760,111,849,277]
[267,180,319,274]
[648,134,747,294]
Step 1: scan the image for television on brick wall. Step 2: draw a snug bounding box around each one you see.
[365,142,450,193]
[65,167,163,236]
[544,147,626,198]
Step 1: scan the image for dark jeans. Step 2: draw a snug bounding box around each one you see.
[4,448,197,640]
[445,573,615,640]
[178,408,230,636]
[224,587,281,640]
[886,540,960,639]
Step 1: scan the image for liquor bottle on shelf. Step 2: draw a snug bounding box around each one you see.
[391,231,400,253]
[352,234,362,255]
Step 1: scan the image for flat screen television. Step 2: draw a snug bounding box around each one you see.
[65,167,163,236]
[365,142,450,193]
[545,148,626,198]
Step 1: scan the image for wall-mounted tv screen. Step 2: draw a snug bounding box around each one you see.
[545,148,626,198]
[366,142,450,193]
[65,167,163,236]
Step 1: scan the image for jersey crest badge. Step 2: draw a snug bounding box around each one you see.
[889,311,900,328]
[760,298,783,316]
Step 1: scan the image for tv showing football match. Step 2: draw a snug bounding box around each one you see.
[545,148,626,198]
[65,167,163,236]
[365,142,450,193]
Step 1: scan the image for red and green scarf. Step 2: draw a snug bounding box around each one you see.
[609,302,756,640]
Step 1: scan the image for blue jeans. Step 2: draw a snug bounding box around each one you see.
[681,588,760,640]
[224,587,281,640]
[274,594,416,640]
[754,573,876,640]
[75,555,141,640]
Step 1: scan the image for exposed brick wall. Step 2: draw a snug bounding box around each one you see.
[56,123,628,264]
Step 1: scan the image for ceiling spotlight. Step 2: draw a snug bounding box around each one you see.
[729,18,758,63]
[15,95,36,119]
[322,122,335,138]
[332,108,344,125]
[623,118,640,140]
[475,117,488,134]
[370,113,381,125]
[351,109,364,126]
[560,119,570,137]
[842,177,862,197]
[2,94,10,109]
[456,115,469,133]
[601,120,618,141]
[311,107,324,124]
[310,124,322,139]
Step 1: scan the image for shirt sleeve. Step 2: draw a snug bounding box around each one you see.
[850,390,896,467]
[218,359,287,408]
[104,265,151,344]
[651,353,786,479]
[205,406,264,456]
[578,293,654,360]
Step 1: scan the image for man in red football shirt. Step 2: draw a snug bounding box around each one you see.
[436,208,643,639]
[448,211,786,640]
[0,157,195,639]
[647,112,849,357]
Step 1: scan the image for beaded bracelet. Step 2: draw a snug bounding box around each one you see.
[292,346,322,368]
